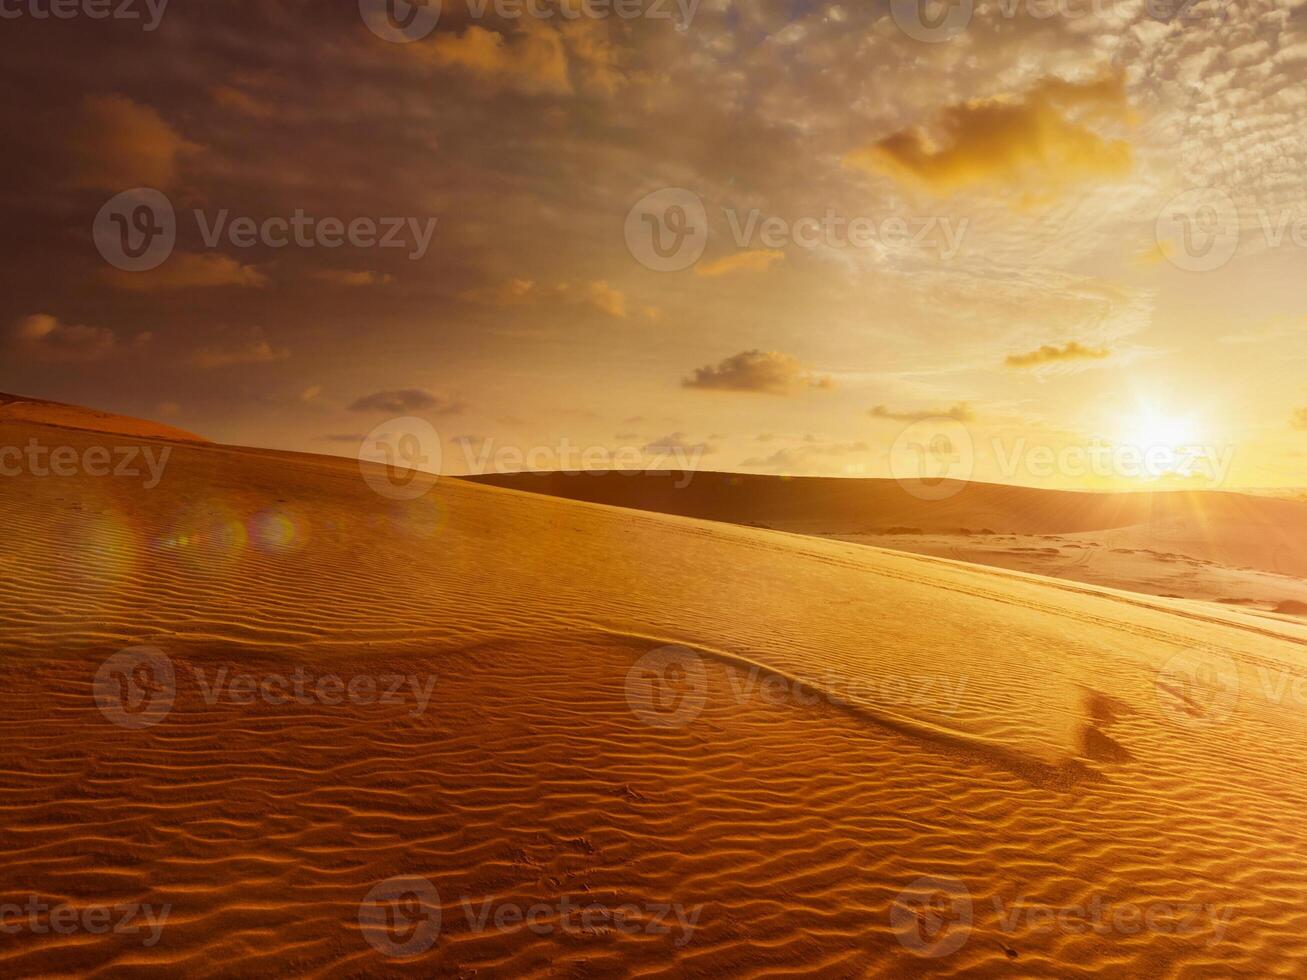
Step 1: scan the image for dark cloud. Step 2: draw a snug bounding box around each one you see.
[869,403,974,423]
[349,389,464,414]
[683,350,832,395]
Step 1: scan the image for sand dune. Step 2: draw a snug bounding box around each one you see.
[0,392,206,444]
[471,471,1307,605]
[5,413,1307,975]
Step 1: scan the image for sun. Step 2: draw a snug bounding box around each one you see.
[1117,403,1203,480]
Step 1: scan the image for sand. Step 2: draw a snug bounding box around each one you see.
[472,471,1307,614]
[4,404,1307,976]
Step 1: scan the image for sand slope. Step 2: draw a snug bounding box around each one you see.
[0,392,206,444]
[4,417,1307,976]
[470,471,1307,601]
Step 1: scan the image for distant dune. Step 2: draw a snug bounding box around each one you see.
[470,470,1307,593]
[5,410,1307,974]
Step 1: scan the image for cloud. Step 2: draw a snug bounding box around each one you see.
[642,432,717,455]
[463,278,628,317]
[210,84,274,119]
[425,24,571,95]
[554,279,627,318]
[869,403,974,423]
[1005,340,1111,369]
[418,18,623,97]
[191,337,289,369]
[10,314,115,362]
[695,249,785,278]
[683,350,833,395]
[311,269,395,287]
[348,389,465,414]
[1292,408,1307,431]
[69,94,200,191]
[844,74,1132,201]
[105,253,269,291]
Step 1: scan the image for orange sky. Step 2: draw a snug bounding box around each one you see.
[2,0,1305,490]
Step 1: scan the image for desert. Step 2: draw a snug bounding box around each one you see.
[3,396,1307,976]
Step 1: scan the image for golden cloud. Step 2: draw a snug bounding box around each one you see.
[462,278,628,317]
[69,94,200,191]
[104,254,269,292]
[426,25,571,95]
[191,338,289,370]
[10,314,116,362]
[1005,341,1111,369]
[683,350,833,395]
[695,249,785,278]
[844,74,1132,200]
[311,269,395,287]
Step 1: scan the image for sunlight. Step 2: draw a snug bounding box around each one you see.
[1117,403,1203,479]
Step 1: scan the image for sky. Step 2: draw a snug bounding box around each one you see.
[2,0,1306,489]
